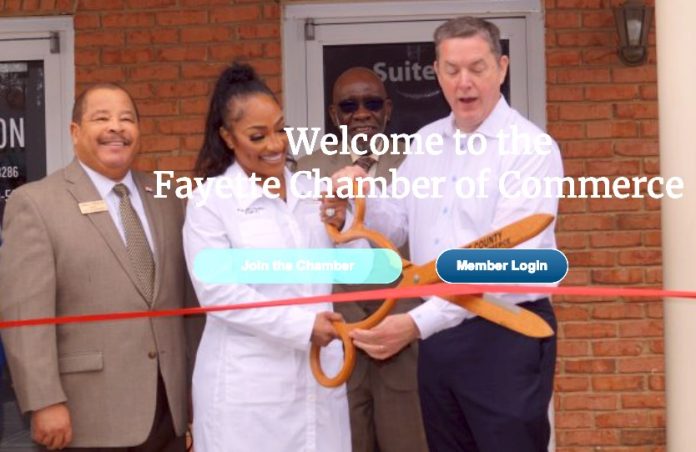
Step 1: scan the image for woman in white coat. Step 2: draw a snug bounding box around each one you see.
[183,63,352,452]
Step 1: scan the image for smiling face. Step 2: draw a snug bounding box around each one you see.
[434,34,508,133]
[329,68,392,144]
[219,93,287,181]
[70,87,140,181]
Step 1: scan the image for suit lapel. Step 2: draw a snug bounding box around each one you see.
[64,160,151,307]
[133,172,165,306]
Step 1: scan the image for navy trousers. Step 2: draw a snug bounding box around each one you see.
[418,298,557,452]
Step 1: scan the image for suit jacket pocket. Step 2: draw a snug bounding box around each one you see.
[58,352,104,374]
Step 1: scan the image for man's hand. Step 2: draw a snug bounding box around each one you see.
[311,311,344,347]
[351,314,420,360]
[31,403,72,450]
[330,165,369,197]
[320,193,348,230]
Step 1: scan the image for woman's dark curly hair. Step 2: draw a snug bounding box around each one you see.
[194,62,277,179]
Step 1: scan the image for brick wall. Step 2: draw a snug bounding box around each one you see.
[1,0,664,449]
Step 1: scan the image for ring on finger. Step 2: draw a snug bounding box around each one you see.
[325,207,336,218]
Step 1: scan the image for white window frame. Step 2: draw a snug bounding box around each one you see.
[0,16,75,173]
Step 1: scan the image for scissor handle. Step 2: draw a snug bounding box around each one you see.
[309,321,356,388]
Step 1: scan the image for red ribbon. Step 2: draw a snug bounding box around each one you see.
[0,283,693,329]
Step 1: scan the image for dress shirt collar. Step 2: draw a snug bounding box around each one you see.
[78,159,137,199]
[442,95,511,140]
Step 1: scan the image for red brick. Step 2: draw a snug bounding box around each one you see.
[643,158,660,174]
[555,306,591,322]
[126,0,175,7]
[618,250,661,266]
[557,31,613,47]
[154,81,210,98]
[559,104,611,121]
[591,268,643,284]
[642,231,660,247]
[558,340,589,357]
[210,5,260,23]
[586,160,640,176]
[76,30,125,48]
[180,97,210,115]
[102,48,154,65]
[158,156,197,171]
[649,375,664,390]
[209,42,265,60]
[559,214,615,231]
[558,199,588,215]
[614,141,658,156]
[181,63,228,79]
[121,82,154,100]
[137,99,179,117]
[237,23,280,39]
[618,357,664,373]
[556,412,593,429]
[129,65,179,81]
[596,412,661,428]
[620,320,663,338]
[566,251,615,267]
[546,11,581,28]
[586,121,638,138]
[127,29,179,45]
[74,14,101,29]
[157,118,205,135]
[561,269,589,285]
[180,25,233,43]
[558,429,619,447]
[182,135,204,152]
[585,85,638,101]
[564,323,616,339]
[156,47,207,62]
[547,50,582,66]
[547,123,585,140]
[640,85,658,100]
[621,429,666,446]
[562,160,584,177]
[615,102,658,119]
[156,10,208,26]
[622,394,665,409]
[555,376,590,392]
[80,0,124,9]
[617,213,660,229]
[140,135,180,153]
[556,68,611,84]
[76,66,126,83]
[649,339,664,353]
[562,394,617,411]
[640,120,659,137]
[102,12,154,28]
[593,304,644,320]
[590,231,641,248]
[75,49,100,66]
[548,86,584,102]
[645,268,663,284]
[592,375,644,391]
[588,197,642,212]
[561,140,612,158]
[592,340,643,356]
[132,157,158,172]
[565,358,615,373]
[613,66,658,83]
[582,11,614,28]
[581,48,617,65]
[556,0,602,7]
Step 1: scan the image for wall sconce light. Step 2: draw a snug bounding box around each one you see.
[613,0,653,66]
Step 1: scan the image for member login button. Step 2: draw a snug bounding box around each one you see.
[436,249,568,284]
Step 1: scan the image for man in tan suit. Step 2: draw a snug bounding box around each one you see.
[297,67,428,452]
[0,83,192,450]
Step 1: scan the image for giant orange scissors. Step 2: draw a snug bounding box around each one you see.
[309,193,556,388]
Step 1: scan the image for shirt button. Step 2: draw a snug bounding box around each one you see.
[148,351,157,359]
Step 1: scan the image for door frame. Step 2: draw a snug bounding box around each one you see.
[0,16,75,173]
[282,0,546,130]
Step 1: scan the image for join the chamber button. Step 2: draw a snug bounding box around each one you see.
[436,249,568,284]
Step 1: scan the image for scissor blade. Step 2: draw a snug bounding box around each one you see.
[446,294,554,338]
[465,214,554,249]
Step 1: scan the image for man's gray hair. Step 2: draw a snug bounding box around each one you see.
[434,16,503,60]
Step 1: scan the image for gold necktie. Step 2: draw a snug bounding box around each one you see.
[353,155,377,173]
[113,183,155,304]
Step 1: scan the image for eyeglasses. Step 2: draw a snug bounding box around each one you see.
[337,97,385,114]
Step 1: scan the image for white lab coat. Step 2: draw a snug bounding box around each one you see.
[183,163,351,452]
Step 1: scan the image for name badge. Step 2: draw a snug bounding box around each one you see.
[79,200,108,215]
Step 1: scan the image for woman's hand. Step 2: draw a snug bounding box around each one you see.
[311,311,344,347]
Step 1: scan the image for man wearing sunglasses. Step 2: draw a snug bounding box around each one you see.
[296,67,429,452]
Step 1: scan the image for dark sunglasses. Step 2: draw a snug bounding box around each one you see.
[337,97,385,114]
